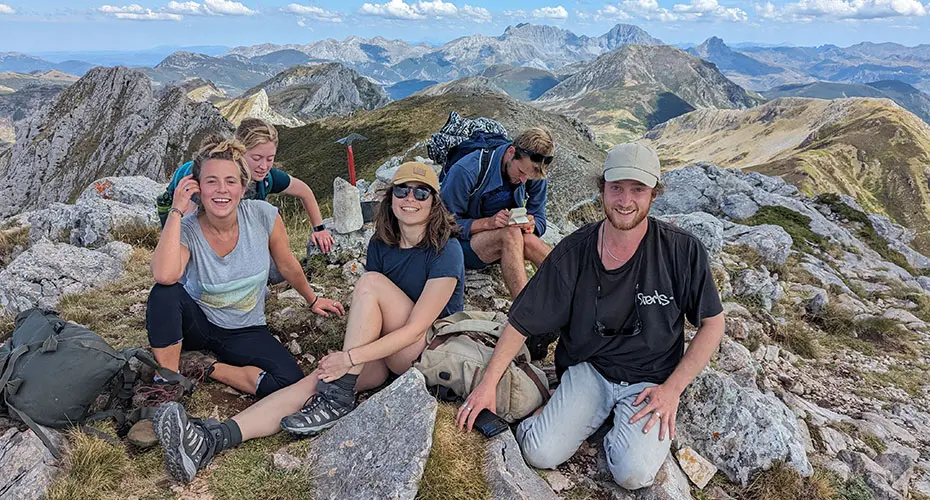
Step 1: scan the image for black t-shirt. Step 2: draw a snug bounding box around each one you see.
[509,218,723,385]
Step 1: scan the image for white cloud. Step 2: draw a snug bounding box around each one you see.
[165,0,256,15]
[0,3,15,14]
[461,4,493,22]
[761,0,927,20]
[672,0,748,21]
[282,4,343,22]
[532,5,569,18]
[99,4,184,20]
[598,0,747,21]
[502,9,527,16]
[359,0,490,21]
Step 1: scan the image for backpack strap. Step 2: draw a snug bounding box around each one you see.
[469,148,495,199]
[122,348,195,394]
[5,399,63,459]
[514,356,551,404]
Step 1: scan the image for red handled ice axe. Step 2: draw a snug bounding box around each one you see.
[336,133,368,186]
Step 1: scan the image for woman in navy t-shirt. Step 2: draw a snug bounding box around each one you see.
[153,161,464,484]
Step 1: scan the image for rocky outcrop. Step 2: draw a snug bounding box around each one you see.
[297,369,436,500]
[677,369,813,486]
[0,85,67,144]
[0,66,231,218]
[243,63,390,122]
[484,430,559,500]
[0,427,65,499]
[0,240,132,315]
[217,89,304,128]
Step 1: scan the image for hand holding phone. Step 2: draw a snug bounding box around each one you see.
[474,409,509,438]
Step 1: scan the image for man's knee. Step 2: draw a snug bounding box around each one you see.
[516,419,573,470]
[501,226,524,248]
[605,440,666,490]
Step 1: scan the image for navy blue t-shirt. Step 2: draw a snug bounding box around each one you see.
[365,237,465,318]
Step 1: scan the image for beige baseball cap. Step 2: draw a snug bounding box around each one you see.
[392,161,440,192]
[602,143,660,188]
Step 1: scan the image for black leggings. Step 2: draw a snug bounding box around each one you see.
[146,283,303,397]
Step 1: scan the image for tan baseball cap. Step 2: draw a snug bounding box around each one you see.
[392,161,440,192]
[602,143,660,188]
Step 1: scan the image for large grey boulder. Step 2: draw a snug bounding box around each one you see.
[303,369,437,500]
[723,223,793,266]
[0,427,64,500]
[719,192,759,220]
[657,212,723,256]
[651,167,715,216]
[0,240,131,315]
[875,445,919,496]
[76,176,166,207]
[838,450,902,500]
[332,177,364,234]
[29,197,157,248]
[484,430,558,500]
[676,369,812,486]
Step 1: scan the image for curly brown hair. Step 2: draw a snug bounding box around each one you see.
[372,186,460,252]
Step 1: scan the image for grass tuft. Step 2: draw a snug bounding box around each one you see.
[208,434,313,500]
[743,462,838,500]
[418,403,490,500]
[46,431,130,500]
[110,222,161,250]
[0,225,29,267]
[740,205,828,253]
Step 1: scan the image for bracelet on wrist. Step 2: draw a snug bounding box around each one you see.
[169,208,184,219]
[346,349,356,367]
[313,224,326,232]
[309,296,320,308]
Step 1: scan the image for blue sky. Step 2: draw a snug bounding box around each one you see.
[0,0,928,53]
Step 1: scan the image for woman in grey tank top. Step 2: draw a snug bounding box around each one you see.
[143,135,345,406]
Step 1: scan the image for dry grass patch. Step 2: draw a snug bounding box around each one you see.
[0,225,29,267]
[111,223,161,250]
[56,247,153,349]
[46,431,130,500]
[418,403,490,500]
[810,304,918,357]
[712,463,839,500]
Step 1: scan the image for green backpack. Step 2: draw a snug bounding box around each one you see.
[414,311,551,423]
[0,309,192,457]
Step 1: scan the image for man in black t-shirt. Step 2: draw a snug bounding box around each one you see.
[456,143,725,490]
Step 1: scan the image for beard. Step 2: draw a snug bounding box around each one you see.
[604,203,649,231]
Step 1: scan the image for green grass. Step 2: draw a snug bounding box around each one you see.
[810,304,917,357]
[208,434,313,500]
[417,403,490,500]
[740,205,829,253]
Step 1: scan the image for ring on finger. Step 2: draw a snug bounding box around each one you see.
[655,411,662,418]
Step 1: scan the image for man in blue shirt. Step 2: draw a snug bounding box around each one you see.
[440,127,554,299]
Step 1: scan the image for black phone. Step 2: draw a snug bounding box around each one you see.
[474,409,509,438]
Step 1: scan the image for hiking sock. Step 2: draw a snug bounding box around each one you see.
[209,419,242,453]
[332,373,358,393]
[316,374,357,407]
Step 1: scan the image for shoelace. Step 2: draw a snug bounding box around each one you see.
[134,384,182,406]
[299,393,332,414]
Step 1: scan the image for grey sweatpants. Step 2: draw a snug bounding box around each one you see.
[515,362,671,490]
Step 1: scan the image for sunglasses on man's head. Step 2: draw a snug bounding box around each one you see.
[517,147,554,166]
[392,184,433,201]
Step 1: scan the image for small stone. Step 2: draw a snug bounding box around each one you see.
[676,446,717,489]
[542,470,573,492]
[278,289,305,303]
[127,419,158,449]
[274,306,294,320]
[290,333,298,338]
[764,345,780,362]
[342,259,364,282]
[288,340,302,356]
[332,177,364,234]
[823,459,852,482]
[273,451,303,471]
[303,354,316,365]
[492,298,511,311]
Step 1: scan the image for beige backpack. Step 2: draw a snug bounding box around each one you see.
[414,311,550,423]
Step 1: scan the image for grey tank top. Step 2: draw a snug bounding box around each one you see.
[180,200,278,329]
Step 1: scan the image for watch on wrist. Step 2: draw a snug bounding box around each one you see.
[313,224,327,232]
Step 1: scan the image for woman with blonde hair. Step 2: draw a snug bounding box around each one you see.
[151,162,465,484]
[157,118,335,253]
[143,134,344,407]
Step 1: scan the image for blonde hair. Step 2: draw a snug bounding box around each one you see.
[513,127,555,177]
[191,134,252,187]
[235,118,279,150]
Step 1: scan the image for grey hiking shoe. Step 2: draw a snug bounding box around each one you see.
[153,402,218,483]
[280,392,356,436]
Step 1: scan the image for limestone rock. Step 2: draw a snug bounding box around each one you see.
[635,453,692,500]
[657,212,723,256]
[676,369,812,486]
[332,177,364,234]
[723,223,793,265]
[675,447,717,489]
[731,268,782,311]
[484,430,558,500]
[818,426,849,456]
[304,369,437,500]
[77,176,166,207]
[341,259,365,282]
[0,427,64,500]
[715,337,759,388]
[851,412,917,445]
[307,221,374,265]
[838,450,901,500]
[875,444,919,495]
[29,197,158,248]
[719,192,759,219]
[0,240,128,315]
[0,66,231,218]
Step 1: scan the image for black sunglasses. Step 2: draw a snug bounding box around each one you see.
[392,184,433,201]
[517,147,554,166]
[594,283,643,338]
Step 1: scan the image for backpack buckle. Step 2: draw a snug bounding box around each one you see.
[41,335,59,353]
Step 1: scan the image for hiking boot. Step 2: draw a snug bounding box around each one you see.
[153,402,219,483]
[132,381,186,408]
[280,391,356,436]
[178,351,216,385]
